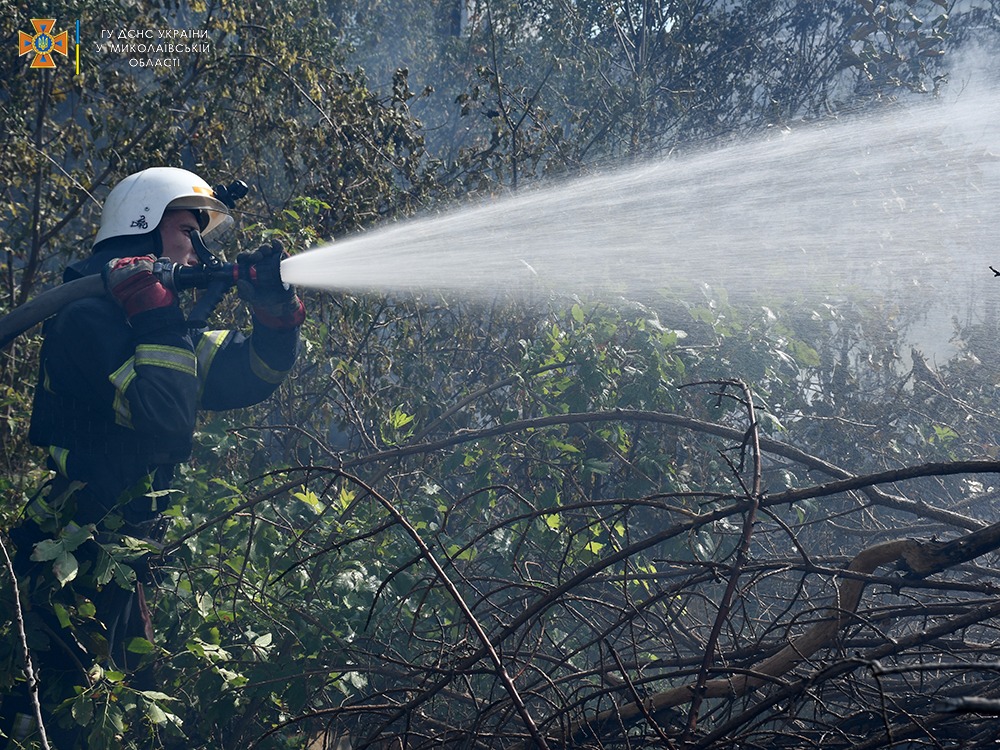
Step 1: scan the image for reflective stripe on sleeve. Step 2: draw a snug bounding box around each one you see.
[249,341,290,385]
[49,446,70,477]
[108,357,137,428]
[135,344,197,377]
[195,330,232,399]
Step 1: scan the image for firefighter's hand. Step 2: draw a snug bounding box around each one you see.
[103,255,175,318]
[236,239,305,329]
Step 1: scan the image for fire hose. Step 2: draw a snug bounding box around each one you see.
[0,226,264,351]
[0,261,257,350]
[0,179,263,351]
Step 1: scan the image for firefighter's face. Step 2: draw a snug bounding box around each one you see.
[158,210,201,267]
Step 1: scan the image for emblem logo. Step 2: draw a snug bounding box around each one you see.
[18,19,70,69]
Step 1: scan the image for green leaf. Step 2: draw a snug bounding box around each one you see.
[52,601,71,629]
[117,535,160,554]
[145,700,169,725]
[216,666,247,687]
[61,524,96,552]
[389,407,415,430]
[447,544,476,561]
[30,538,64,562]
[106,705,125,733]
[789,340,821,367]
[196,592,214,618]
[127,637,155,654]
[112,559,137,590]
[72,694,94,726]
[932,424,958,443]
[551,440,580,455]
[295,488,326,514]
[583,459,612,475]
[186,637,231,663]
[760,411,786,432]
[138,690,178,702]
[338,486,356,512]
[93,546,115,587]
[52,551,79,586]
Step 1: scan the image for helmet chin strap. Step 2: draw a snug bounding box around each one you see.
[184,230,231,329]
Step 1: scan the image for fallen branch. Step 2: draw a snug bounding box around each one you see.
[571,517,1000,742]
[694,597,1000,749]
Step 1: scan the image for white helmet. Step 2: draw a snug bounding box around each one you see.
[93,167,232,248]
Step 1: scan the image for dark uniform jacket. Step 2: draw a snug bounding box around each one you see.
[27,250,299,533]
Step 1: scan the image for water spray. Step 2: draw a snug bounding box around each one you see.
[281,86,1000,311]
[4,88,1000,350]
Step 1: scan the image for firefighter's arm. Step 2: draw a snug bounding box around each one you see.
[196,324,298,411]
[104,256,198,437]
[196,240,303,411]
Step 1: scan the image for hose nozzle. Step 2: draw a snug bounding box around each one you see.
[153,259,246,291]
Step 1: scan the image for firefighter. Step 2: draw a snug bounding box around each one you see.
[1,167,305,746]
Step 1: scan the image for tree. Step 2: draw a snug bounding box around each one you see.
[349,0,975,186]
[148,294,1000,748]
[3,0,1000,747]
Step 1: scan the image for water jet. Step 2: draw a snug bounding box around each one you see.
[282,88,1000,323]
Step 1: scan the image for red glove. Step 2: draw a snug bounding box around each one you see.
[103,255,175,318]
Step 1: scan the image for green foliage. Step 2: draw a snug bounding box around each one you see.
[352,0,975,184]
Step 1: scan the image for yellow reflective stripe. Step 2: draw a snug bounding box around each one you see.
[112,392,133,428]
[49,446,70,477]
[25,479,86,527]
[196,330,230,375]
[28,447,76,524]
[25,495,54,525]
[109,356,137,392]
[135,344,197,376]
[107,347,195,428]
[108,357,136,428]
[249,341,289,385]
[27,447,72,525]
[195,330,232,398]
